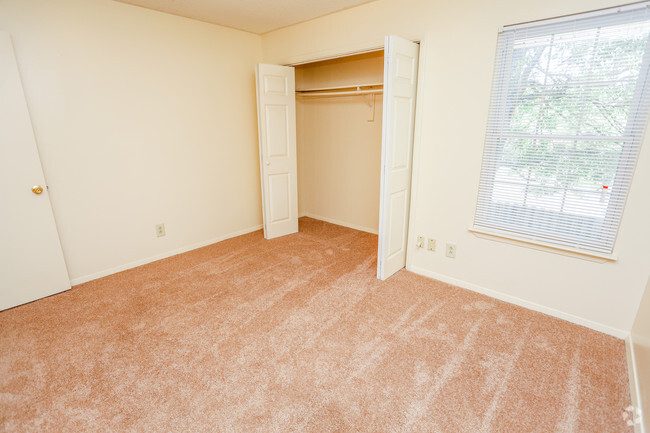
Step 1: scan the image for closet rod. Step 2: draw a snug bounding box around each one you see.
[296,82,383,93]
[297,89,383,97]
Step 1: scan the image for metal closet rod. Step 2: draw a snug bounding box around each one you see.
[297,89,383,97]
[296,83,383,97]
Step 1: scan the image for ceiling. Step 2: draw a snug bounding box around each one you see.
[114,0,377,34]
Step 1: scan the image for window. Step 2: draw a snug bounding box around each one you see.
[474,3,650,255]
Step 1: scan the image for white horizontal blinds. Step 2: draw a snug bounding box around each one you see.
[474,4,650,254]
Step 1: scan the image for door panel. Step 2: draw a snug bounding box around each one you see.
[387,190,407,258]
[255,64,298,239]
[0,32,70,310]
[265,105,289,157]
[269,174,291,223]
[264,74,289,95]
[377,36,420,280]
[392,97,412,169]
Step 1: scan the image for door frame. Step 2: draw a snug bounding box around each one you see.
[285,36,429,278]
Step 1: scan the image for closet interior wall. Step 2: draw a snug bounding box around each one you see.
[295,51,384,234]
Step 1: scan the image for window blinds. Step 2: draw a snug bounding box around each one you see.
[474,3,650,254]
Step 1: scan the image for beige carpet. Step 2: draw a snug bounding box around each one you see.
[0,217,632,432]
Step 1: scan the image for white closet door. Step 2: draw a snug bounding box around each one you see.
[0,32,70,310]
[377,36,419,280]
[255,64,299,239]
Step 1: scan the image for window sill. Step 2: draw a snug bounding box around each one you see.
[468,227,618,263]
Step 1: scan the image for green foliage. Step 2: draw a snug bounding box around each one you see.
[499,24,649,197]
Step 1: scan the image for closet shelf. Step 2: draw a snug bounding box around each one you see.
[296,83,383,97]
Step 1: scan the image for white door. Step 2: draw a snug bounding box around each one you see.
[0,32,70,310]
[377,36,420,280]
[255,64,299,239]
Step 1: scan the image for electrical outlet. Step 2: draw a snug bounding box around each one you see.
[155,223,166,237]
[427,238,436,251]
[416,235,425,248]
[446,242,456,258]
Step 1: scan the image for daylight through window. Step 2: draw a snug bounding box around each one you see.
[473,3,650,254]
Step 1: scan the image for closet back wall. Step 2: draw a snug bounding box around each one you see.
[296,52,384,233]
[0,0,263,283]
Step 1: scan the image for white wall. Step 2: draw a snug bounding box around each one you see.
[631,277,650,432]
[0,0,263,283]
[263,0,650,335]
[296,52,383,233]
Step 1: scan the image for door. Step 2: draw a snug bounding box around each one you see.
[255,64,299,239]
[377,36,420,280]
[0,32,70,310]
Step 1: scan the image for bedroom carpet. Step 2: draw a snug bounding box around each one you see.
[0,217,632,432]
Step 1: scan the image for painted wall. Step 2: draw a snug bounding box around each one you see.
[295,52,383,233]
[631,277,650,432]
[0,0,263,283]
[263,0,650,335]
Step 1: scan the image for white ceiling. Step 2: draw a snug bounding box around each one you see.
[114,0,377,34]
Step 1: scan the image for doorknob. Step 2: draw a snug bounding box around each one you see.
[265,161,270,166]
[31,185,44,195]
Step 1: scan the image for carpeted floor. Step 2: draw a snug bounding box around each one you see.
[0,217,632,432]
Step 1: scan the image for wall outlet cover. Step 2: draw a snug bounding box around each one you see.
[155,223,166,237]
[446,242,456,258]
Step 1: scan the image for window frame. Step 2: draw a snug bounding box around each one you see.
[472,3,650,257]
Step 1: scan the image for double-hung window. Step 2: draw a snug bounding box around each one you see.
[474,3,650,255]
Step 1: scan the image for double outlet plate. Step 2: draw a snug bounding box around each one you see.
[155,223,166,237]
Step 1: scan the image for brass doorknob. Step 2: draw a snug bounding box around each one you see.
[31,185,43,195]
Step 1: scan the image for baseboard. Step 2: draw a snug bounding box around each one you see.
[70,224,263,286]
[626,336,646,433]
[302,213,378,235]
[406,264,628,339]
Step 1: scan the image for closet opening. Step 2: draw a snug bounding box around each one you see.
[294,51,385,239]
[255,36,420,280]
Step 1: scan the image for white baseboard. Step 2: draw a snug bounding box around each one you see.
[70,224,263,286]
[406,264,628,339]
[626,335,646,433]
[302,213,378,235]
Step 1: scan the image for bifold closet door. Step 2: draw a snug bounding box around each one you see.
[0,32,70,310]
[255,64,299,239]
[377,36,419,280]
